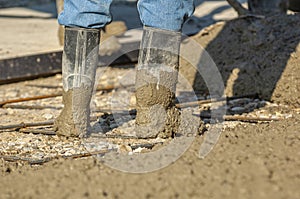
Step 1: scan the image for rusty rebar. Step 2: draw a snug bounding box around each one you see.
[0,93,62,107]
[0,149,109,165]
[0,142,160,164]
[0,84,130,107]
[0,113,280,132]
[0,121,54,130]
[176,93,258,108]
[2,104,58,109]
[224,115,280,122]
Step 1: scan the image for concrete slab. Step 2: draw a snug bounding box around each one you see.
[0,3,60,59]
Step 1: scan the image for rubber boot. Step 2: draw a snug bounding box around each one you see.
[54,27,100,137]
[135,26,181,138]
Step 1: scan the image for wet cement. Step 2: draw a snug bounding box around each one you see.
[54,86,93,137]
[135,69,180,138]
[2,112,300,198]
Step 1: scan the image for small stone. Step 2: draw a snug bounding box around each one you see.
[5,90,19,98]
[133,147,143,153]
[55,74,62,79]
[133,147,148,153]
[33,152,45,159]
[244,102,258,111]
[6,108,15,115]
[228,98,252,106]
[109,123,118,129]
[231,107,246,114]
[22,147,32,152]
[8,142,15,147]
[284,114,293,119]
[64,150,76,156]
[118,145,132,154]
[42,113,53,120]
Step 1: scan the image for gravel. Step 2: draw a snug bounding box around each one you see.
[0,67,294,164]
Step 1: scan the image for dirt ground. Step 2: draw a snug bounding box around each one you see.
[1,114,300,199]
[1,7,300,199]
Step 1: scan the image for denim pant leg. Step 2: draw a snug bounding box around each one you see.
[137,0,195,32]
[58,0,113,29]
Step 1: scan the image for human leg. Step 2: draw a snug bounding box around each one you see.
[58,0,113,29]
[137,0,194,31]
[55,0,113,137]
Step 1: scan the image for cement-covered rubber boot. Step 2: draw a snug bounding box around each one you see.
[54,27,100,137]
[135,26,181,138]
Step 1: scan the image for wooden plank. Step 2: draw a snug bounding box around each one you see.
[0,51,62,84]
[0,44,139,85]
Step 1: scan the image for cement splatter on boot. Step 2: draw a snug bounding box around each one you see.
[54,86,92,137]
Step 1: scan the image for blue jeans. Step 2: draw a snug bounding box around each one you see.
[58,0,194,32]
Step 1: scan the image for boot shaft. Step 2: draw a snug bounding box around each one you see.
[62,27,100,91]
[135,27,182,138]
[136,26,182,96]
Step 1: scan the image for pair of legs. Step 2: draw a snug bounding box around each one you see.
[54,0,195,138]
[58,0,194,31]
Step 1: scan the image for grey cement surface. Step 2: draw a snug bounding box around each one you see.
[0,0,246,59]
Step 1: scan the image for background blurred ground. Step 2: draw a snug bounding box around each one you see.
[0,0,245,59]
